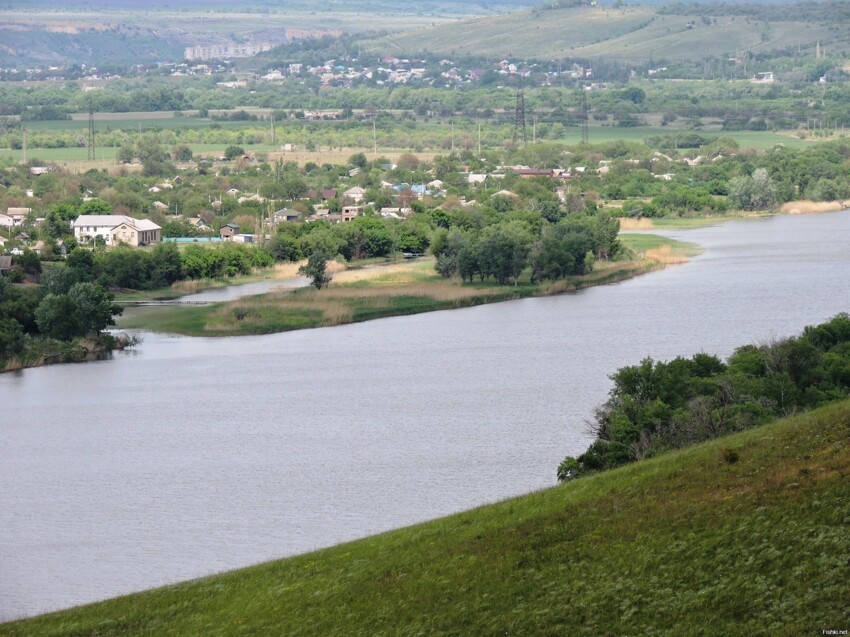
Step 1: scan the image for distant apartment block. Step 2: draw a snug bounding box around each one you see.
[184,43,274,61]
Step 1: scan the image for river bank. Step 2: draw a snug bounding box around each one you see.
[117,234,699,337]
[1,333,138,373]
[3,211,847,620]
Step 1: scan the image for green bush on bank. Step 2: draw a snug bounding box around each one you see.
[558,313,850,480]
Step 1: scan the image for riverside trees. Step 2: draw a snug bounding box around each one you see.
[432,211,619,285]
[557,313,850,481]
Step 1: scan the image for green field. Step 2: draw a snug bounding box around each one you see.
[368,4,847,62]
[619,232,703,257]
[3,396,847,636]
[2,120,811,165]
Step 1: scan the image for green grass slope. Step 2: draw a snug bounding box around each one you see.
[368,4,844,62]
[3,400,849,636]
[369,6,655,58]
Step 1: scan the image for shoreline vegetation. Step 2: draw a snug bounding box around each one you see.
[116,232,700,337]
[1,332,137,373]
[4,396,846,634]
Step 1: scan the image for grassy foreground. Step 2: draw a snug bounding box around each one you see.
[4,399,848,635]
[118,237,696,337]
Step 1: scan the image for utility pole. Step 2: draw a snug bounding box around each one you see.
[580,89,589,145]
[88,103,95,161]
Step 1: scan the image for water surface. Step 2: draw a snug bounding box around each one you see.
[2,211,849,620]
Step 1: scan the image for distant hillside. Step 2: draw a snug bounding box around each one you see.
[3,399,848,635]
[0,0,506,67]
[365,2,850,63]
[0,0,538,10]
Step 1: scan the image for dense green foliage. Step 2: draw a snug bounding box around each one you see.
[432,211,618,284]
[558,313,850,480]
[0,262,122,364]
[3,398,848,635]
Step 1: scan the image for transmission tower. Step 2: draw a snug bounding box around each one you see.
[580,88,589,145]
[513,83,527,147]
[87,103,96,161]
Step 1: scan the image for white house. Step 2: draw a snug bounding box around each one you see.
[343,186,365,203]
[73,215,161,247]
[0,208,31,228]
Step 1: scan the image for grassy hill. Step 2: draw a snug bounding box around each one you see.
[366,3,848,62]
[3,399,848,636]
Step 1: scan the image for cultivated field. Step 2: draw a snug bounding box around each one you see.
[368,4,847,62]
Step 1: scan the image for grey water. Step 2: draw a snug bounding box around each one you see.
[1,211,849,621]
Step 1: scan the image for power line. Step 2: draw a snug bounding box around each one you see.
[513,81,527,147]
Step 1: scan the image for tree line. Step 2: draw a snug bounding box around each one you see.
[557,313,850,481]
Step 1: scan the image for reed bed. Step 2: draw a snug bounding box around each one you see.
[780,199,847,214]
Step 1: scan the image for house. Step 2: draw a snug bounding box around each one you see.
[72,215,162,247]
[1,208,32,228]
[341,205,362,222]
[467,173,487,185]
[219,223,240,240]
[30,167,50,176]
[187,217,211,231]
[273,208,301,223]
[0,255,12,273]
[512,168,556,179]
[172,176,184,185]
[226,188,240,196]
[152,201,169,211]
[343,186,365,203]
[379,207,411,218]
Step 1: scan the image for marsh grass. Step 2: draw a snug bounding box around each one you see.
[780,199,848,215]
[5,399,849,636]
[123,256,658,336]
[620,233,703,260]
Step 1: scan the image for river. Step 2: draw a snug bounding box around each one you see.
[2,211,849,621]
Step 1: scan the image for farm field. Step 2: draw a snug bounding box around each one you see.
[368,4,850,62]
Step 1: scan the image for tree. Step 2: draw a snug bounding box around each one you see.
[41,266,81,295]
[299,250,333,289]
[137,137,172,177]
[35,294,81,340]
[478,223,532,285]
[224,145,245,160]
[117,143,135,164]
[729,168,777,210]
[172,144,193,162]
[68,282,121,335]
